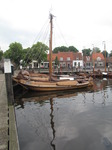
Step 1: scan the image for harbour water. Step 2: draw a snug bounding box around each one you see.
[14,79,112,150]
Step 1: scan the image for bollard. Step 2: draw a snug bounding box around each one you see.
[4,59,14,105]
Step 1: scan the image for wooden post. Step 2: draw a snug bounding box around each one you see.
[4,59,14,105]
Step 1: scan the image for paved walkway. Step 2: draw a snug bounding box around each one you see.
[0,74,8,150]
[0,74,19,150]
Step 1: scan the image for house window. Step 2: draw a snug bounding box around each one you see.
[67,57,70,61]
[76,57,79,60]
[86,62,90,66]
[63,63,66,67]
[97,57,101,61]
[60,57,63,61]
[62,62,66,67]
[86,56,90,61]
[34,62,38,67]
[98,62,103,66]
[74,62,77,66]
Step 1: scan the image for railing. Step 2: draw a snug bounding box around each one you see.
[27,66,112,74]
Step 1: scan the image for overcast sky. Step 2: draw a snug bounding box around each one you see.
[0,0,112,53]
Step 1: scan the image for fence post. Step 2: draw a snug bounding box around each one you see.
[4,59,14,105]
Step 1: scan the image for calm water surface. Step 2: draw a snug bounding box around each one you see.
[15,79,112,150]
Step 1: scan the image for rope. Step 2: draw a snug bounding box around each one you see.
[22,19,50,68]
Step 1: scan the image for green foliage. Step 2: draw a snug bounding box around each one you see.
[55,56,59,65]
[3,49,11,58]
[82,48,92,56]
[68,46,78,53]
[53,46,78,53]
[102,50,109,58]
[4,42,23,66]
[0,50,3,61]
[3,41,48,67]
[93,47,101,53]
[22,47,32,66]
[53,46,68,53]
[31,42,48,63]
[53,47,59,53]
[109,50,112,57]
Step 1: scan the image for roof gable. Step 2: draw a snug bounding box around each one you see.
[92,53,104,60]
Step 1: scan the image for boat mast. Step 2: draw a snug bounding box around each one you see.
[49,14,53,81]
[103,41,106,72]
[92,44,95,73]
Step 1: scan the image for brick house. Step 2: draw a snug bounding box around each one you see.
[83,53,105,69]
[83,55,92,69]
[47,51,73,68]
[47,51,83,68]
[92,53,105,68]
[72,52,83,68]
[30,51,108,70]
[106,57,112,68]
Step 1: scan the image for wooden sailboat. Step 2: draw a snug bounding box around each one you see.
[13,14,93,91]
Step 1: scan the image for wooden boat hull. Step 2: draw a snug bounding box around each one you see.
[25,83,89,91]
[13,78,90,92]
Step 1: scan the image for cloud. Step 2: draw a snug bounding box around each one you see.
[0,18,39,51]
[1,0,112,52]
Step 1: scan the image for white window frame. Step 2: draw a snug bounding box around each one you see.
[60,57,63,61]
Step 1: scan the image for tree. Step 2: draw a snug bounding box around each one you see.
[4,42,23,67]
[22,47,32,66]
[53,46,68,53]
[53,46,78,53]
[82,48,92,56]
[93,47,101,53]
[68,46,78,53]
[31,42,48,66]
[0,50,3,61]
[54,56,59,66]
[53,47,60,53]
[102,50,109,58]
[109,50,112,57]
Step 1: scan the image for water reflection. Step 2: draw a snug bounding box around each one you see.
[14,79,112,150]
[50,98,56,150]
[15,79,112,106]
